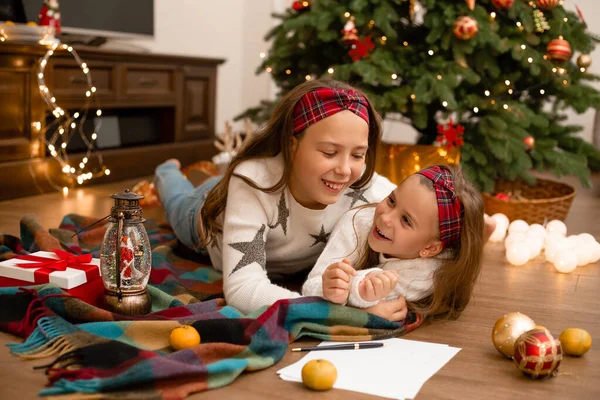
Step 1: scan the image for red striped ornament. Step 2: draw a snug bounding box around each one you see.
[546,37,572,62]
[536,0,559,10]
[492,0,514,9]
[453,16,479,40]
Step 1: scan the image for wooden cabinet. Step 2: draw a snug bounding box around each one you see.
[0,44,224,200]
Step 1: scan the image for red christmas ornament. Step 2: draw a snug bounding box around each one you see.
[513,328,563,379]
[292,1,310,11]
[436,119,465,149]
[453,16,479,40]
[536,0,559,10]
[348,36,374,61]
[492,0,514,9]
[546,37,572,62]
[524,136,535,150]
[38,0,61,34]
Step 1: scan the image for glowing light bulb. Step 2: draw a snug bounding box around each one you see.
[328,68,334,74]
[81,63,87,69]
[85,91,91,97]
[77,176,83,184]
[105,169,111,175]
[91,133,97,140]
[265,66,272,72]
[48,144,55,151]
[490,12,496,19]
[442,101,448,107]
[59,128,64,134]
[428,50,434,56]
[63,187,69,196]
[71,122,76,128]
[505,80,511,85]
[305,75,311,80]
[528,57,533,63]
[344,12,350,18]
[521,45,526,50]
[79,162,85,168]
[437,75,442,80]
[74,112,80,118]
[410,94,416,99]
[61,142,67,149]
[96,110,102,116]
[62,165,70,173]
[83,157,88,163]
[540,89,545,94]
[485,90,490,96]
[259,52,266,58]
[70,167,75,173]
[391,73,398,79]
[91,86,96,93]
[503,104,509,110]
[473,107,479,113]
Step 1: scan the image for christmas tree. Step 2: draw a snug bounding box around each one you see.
[240,0,600,191]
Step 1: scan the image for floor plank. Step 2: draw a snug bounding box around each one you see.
[0,174,599,399]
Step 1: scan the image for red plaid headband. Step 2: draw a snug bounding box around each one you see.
[416,166,464,248]
[293,87,370,135]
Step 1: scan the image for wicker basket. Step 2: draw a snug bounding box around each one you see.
[482,178,576,224]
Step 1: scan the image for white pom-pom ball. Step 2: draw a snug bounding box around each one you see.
[527,224,547,239]
[578,233,597,245]
[591,241,600,264]
[553,250,578,273]
[527,236,544,259]
[545,237,571,263]
[546,220,567,236]
[506,242,531,266]
[508,220,529,235]
[575,242,593,266]
[544,232,564,251]
[505,233,527,249]
[491,213,509,229]
[566,235,581,249]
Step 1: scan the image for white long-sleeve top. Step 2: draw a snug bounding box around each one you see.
[303,207,448,308]
[204,155,396,314]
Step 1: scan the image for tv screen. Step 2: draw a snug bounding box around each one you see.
[20,0,154,39]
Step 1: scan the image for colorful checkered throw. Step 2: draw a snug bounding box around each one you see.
[0,213,422,399]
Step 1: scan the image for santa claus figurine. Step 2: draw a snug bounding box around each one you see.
[342,16,359,42]
[38,0,61,34]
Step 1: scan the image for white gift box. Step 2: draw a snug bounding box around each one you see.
[0,251,101,289]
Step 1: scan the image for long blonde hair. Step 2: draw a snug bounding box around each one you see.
[200,79,383,245]
[353,165,484,319]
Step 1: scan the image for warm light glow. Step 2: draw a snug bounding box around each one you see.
[74,112,80,118]
[484,90,490,96]
[521,44,526,50]
[580,67,586,72]
[305,75,311,80]
[285,69,291,75]
[91,86,96,93]
[563,80,568,85]
[438,148,448,157]
[508,89,513,94]
[77,176,83,184]
[62,165,70,173]
[48,144,55,151]
[50,150,57,157]
[38,73,43,79]
[437,75,442,80]
[328,67,334,74]
[516,22,522,27]
[105,169,111,175]
[552,68,557,73]
[442,101,448,107]
[32,121,41,131]
[96,110,102,116]
[403,41,408,46]
[473,107,479,113]
[503,104,509,110]
[61,143,67,149]
[59,128,64,134]
[528,57,533,63]
[85,90,91,97]
[259,52,266,58]
[67,46,73,52]
[505,80,511,85]
[63,187,69,196]
[70,167,75,173]
[490,12,496,19]
[540,89,545,94]
[344,12,350,18]
[71,122,76,128]
[51,97,55,103]
[563,18,568,22]
[414,164,421,171]
[81,63,87,69]
[265,66,272,72]
[410,94,416,99]
[381,36,387,42]
[41,59,47,67]
[79,162,85,168]
[91,133,97,140]
[391,73,398,79]
[428,50,434,55]
[83,157,88,163]
[491,100,496,105]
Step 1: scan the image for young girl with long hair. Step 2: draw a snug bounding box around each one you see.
[303,165,485,319]
[154,79,405,316]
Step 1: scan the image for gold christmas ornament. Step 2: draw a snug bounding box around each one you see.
[577,54,592,69]
[375,144,461,185]
[453,16,479,41]
[492,312,536,358]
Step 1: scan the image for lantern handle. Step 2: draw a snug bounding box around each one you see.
[70,214,110,238]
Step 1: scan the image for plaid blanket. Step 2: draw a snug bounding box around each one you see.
[0,214,423,399]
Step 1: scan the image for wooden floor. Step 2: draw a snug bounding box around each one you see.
[0,174,599,399]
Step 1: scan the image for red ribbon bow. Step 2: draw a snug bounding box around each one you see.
[16,249,98,285]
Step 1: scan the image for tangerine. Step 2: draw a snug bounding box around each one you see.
[301,359,337,391]
[169,325,201,351]
[559,328,592,356]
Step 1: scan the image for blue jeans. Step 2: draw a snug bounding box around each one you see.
[155,161,222,251]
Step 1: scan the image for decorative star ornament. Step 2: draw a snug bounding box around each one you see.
[228,224,267,275]
[310,225,331,247]
[268,192,289,235]
[345,187,369,207]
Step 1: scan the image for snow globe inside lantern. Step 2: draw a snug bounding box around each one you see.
[100,189,152,315]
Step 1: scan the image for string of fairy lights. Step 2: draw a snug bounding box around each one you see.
[34,42,110,192]
[261,0,590,119]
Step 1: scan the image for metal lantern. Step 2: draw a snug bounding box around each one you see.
[100,189,152,315]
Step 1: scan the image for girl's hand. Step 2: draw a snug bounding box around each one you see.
[358,270,399,302]
[322,258,356,304]
[363,295,408,322]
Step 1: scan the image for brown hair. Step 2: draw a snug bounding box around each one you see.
[353,165,484,319]
[200,79,383,245]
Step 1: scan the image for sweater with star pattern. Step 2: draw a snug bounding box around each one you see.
[204,154,396,314]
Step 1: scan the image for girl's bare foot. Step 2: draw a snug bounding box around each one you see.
[483,215,497,243]
[165,159,181,169]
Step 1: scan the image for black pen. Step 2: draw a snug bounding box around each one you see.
[291,342,385,352]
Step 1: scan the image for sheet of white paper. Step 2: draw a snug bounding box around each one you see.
[277,338,460,400]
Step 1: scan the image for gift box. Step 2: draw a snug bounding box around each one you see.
[0,249,104,306]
